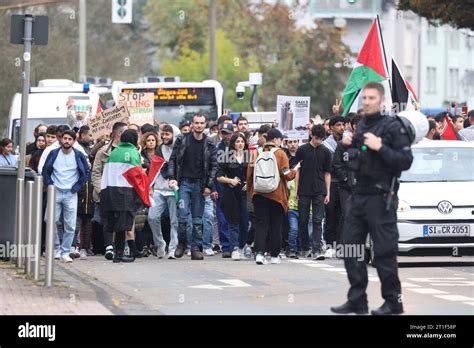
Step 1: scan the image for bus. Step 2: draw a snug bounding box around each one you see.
[112,79,224,126]
[8,79,110,146]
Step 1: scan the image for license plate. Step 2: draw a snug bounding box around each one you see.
[423,225,470,237]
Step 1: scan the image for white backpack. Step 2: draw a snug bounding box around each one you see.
[253,147,281,193]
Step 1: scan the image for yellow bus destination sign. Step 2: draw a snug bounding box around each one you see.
[121,87,216,106]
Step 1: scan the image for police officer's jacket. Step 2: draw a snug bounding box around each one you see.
[348,112,413,195]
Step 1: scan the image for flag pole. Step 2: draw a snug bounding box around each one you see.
[376,14,392,92]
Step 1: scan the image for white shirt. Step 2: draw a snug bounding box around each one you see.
[38,140,87,174]
[51,150,79,190]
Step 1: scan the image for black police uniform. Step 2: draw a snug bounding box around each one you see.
[341,111,413,313]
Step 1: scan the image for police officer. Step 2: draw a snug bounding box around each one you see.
[330,82,413,315]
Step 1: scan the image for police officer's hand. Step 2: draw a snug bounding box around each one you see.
[342,132,353,146]
[363,132,383,151]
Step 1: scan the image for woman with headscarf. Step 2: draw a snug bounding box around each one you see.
[27,132,47,172]
[100,129,152,263]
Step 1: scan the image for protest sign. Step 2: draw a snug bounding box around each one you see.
[118,92,154,126]
[276,95,311,140]
[88,104,130,140]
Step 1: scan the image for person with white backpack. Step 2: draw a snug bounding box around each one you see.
[246,128,299,265]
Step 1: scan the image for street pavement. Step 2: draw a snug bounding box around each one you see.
[54,253,474,315]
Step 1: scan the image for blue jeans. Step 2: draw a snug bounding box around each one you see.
[148,192,178,254]
[53,190,78,255]
[288,209,313,252]
[177,179,205,248]
[228,191,249,250]
[216,197,231,252]
[203,196,214,250]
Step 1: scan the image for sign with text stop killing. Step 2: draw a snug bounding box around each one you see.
[118,92,155,126]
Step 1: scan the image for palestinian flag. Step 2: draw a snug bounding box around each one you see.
[100,142,152,208]
[341,18,391,116]
[148,155,166,187]
[391,58,418,111]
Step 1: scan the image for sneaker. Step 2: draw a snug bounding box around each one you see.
[301,250,312,259]
[185,249,191,257]
[69,247,80,259]
[54,249,61,260]
[279,250,287,259]
[167,252,176,259]
[212,244,222,253]
[61,254,73,263]
[124,246,130,256]
[156,245,166,259]
[287,251,298,259]
[243,244,252,258]
[271,256,282,264]
[105,245,114,260]
[255,253,267,265]
[203,248,215,256]
[231,249,240,260]
[86,249,95,256]
[313,251,326,260]
[79,249,87,259]
[222,251,232,258]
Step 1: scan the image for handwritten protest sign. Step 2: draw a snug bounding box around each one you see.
[118,92,154,126]
[88,104,130,140]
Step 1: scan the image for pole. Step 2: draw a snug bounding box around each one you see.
[15,15,33,264]
[15,178,25,268]
[44,185,56,287]
[33,175,43,281]
[25,181,34,275]
[376,14,391,91]
[79,0,86,82]
[209,0,217,80]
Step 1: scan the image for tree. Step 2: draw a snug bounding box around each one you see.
[398,0,474,30]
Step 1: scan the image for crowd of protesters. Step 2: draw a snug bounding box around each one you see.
[0,104,473,264]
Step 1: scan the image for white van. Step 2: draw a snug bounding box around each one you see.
[8,79,111,146]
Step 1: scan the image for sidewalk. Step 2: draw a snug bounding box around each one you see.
[0,260,112,315]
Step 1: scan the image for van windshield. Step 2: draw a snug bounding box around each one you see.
[400,147,474,182]
[12,118,66,147]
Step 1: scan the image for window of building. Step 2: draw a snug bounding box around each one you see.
[449,68,459,98]
[450,30,460,50]
[427,25,437,45]
[426,67,437,94]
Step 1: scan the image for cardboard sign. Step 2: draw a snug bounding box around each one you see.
[118,92,154,126]
[276,95,311,140]
[88,104,130,140]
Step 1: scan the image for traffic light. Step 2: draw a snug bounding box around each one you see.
[112,0,133,24]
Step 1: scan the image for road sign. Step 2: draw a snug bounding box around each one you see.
[112,0,133,24]
[10,15,48,45]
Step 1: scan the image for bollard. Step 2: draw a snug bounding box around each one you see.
[33,175,43,281]
[15,178,24,268]
[25,181,34,275]
[44,185,56,287]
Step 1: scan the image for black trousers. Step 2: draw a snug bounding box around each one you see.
[338,187,351,244]
[253,195,284,257]
[298,195,325,252]
[341,193,401,307]
[324,182,342,245]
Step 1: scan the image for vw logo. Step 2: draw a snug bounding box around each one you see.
[437,201,453,215]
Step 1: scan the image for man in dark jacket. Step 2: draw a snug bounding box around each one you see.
[42,130,90,263]
[167,113,218,260]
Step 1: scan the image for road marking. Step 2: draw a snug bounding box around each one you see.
[401,282,421,288]
[407,277,466,282]
[320,268,346,272]
[463,302,474,306]
[407,288,448,295]
[188,279,252,290]
[287,260,316,264]
[434,295,474,302]
[303,264,331,268]
[368,276,379,282]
